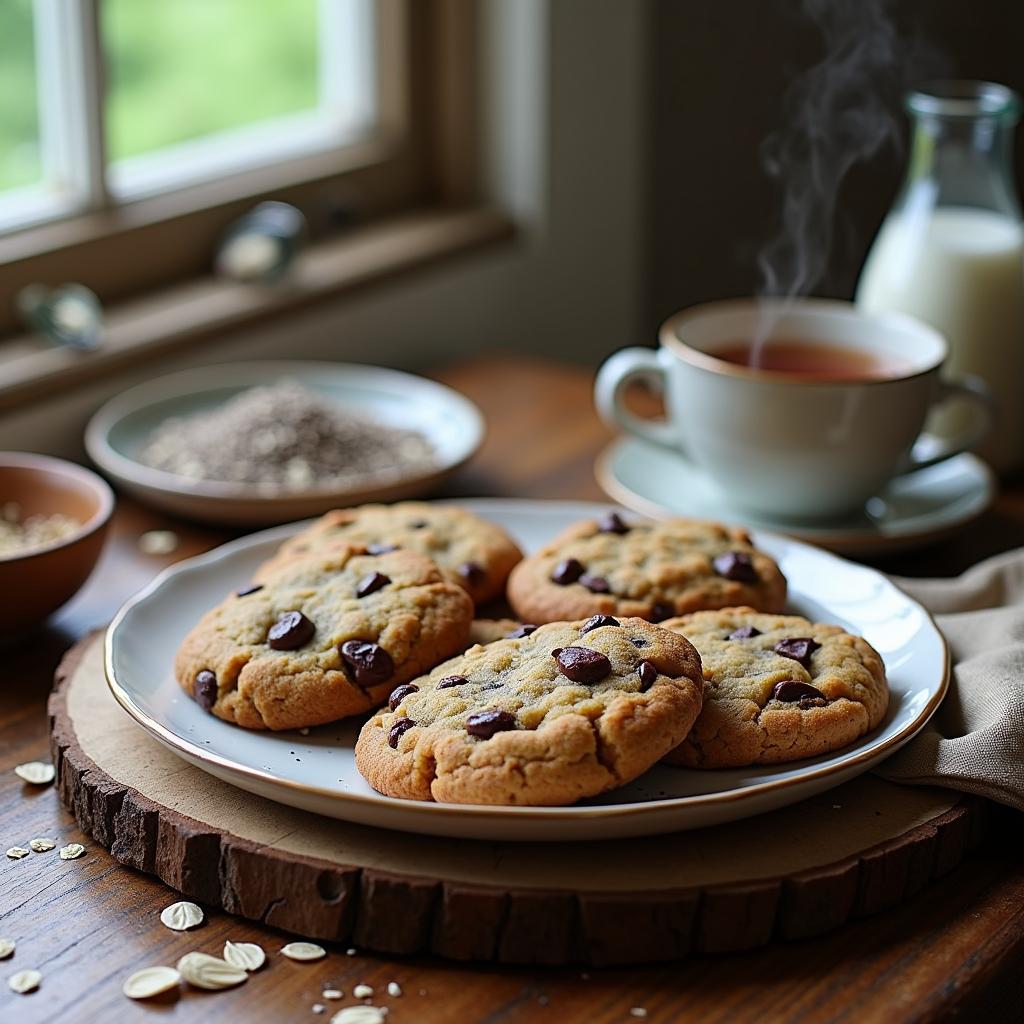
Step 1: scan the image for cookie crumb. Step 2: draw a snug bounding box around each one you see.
[386,981,402,997]
[323,989,343,999]
[313,1004,325,1014]
[353,983,374,998]
[630,1010,648,1019]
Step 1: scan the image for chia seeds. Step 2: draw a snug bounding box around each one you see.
[138,380,437,492]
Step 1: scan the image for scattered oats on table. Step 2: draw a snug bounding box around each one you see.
[159,900,204,931]
[223,940,265,971]
[138,530,179,556]
[176,952,247,990]
[137,380,437,491]
[14,761,55,785]
[281,941,326,961]
[0,938,15,959]
[8,968,41,994]
[58,843,85,860]
[6,847,30,860]
[122,965,181,1000]
[28,838,56,852]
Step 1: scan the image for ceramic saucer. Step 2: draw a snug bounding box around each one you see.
[596,435,996,556]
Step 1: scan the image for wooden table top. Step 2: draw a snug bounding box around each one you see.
[2,355,1023,1024]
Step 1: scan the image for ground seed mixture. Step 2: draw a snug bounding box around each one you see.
[138,380,437,491]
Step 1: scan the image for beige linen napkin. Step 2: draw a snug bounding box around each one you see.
[874,548,1024,811]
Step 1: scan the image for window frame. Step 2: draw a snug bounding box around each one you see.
[0,0,480,339]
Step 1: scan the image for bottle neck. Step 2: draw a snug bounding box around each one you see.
[903,111,1021,220]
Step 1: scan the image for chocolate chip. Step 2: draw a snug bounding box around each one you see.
[459,561,485,585]
[409,520,428,529]
[388,718,416,748]
[773,637,821,669]
[551,558,585,585]
[466,709,517,739]
[480,682,504,692]
[580,614,620,635]
[367,543,398,555]
[267,611,315,650]
[771,680,827,703]
[579,574,610,594]
[356,571,391,598]
[194,669,217,710]
[388,683,419,711]
[436,675,466,689]
[339,640,394,687]
[729,625,762,640]
[630,637,647,648]
[637,660,658,690]
[650,602,674,623]
[598,511,629,534]
[507,624,537,639]
[236,584,264,597]
[555,646,612,684]
[713,551,759,583]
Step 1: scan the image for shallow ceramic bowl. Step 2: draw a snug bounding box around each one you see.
[85,361,485,526]
[0,453,114,631]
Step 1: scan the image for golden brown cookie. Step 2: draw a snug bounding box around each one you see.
[506,513,786,624]
[175,546,473,731]
[354,615,703,805]
[466,618,527,647]
[258,502,522,605]
[660,607,888,768]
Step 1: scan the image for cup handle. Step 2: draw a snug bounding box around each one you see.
[594,347,682,451]
[904,374,995,473]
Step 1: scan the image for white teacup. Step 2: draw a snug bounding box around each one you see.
[595,298,994,520]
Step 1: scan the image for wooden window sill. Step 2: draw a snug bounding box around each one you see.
[0,204,514,414]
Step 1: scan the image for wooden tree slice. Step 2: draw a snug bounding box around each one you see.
[49,635,986,966]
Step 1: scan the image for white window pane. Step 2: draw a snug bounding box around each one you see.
[104,0,376,200]
[0,0,41,192]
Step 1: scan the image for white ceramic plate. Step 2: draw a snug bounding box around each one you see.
[106,499,948,841]
[85,361,484,525]
[597,435,996,556]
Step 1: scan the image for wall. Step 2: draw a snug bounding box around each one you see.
[647,0,1024,334]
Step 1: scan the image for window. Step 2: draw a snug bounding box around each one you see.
[0,0,484,342]
[104,0,374,200]
[0,0,377,231]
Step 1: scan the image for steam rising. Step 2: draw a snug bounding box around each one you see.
[758,0,903,299]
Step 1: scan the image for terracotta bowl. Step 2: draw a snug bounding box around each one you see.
[0,453,115,631]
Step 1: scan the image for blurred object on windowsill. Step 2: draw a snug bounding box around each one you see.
[215,201,306,282]
[17,283,103,351]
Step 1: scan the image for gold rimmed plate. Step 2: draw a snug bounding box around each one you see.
[105,499,948,841]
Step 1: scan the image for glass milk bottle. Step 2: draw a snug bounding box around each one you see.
[856,81,1024,473]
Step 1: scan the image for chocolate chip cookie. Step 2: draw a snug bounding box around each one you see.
[660,608,888,768]
[175,547,474,731]
[258,502,523,605]
[354,616,704,805]
[506,513,786,624]
[466,618,528,647]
